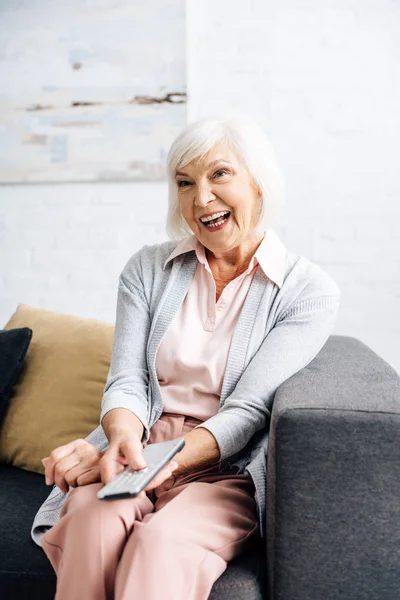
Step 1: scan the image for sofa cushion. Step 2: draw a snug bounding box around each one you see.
[0,327,32,426]
[0,464,56,600]
[0,304,114,474]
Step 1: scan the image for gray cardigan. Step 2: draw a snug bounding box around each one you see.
[31,235,341,545]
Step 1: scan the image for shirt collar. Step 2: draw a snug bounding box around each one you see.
[162,229,287,288]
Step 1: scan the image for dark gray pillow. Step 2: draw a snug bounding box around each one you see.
[0,328,32,426]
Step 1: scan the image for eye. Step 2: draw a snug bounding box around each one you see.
[177,180,191,188]
[214,169,228,178]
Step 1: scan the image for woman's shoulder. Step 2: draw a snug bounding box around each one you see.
[124,240,178,266]
[119,239,181,286]
[281,249,341,306]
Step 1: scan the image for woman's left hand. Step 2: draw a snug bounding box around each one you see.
[135,460,179,497]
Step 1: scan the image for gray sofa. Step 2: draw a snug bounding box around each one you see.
[1,334,399,600]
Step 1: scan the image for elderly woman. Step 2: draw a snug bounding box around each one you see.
[32,113,340,600]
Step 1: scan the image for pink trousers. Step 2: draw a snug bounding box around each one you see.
[41,412,260,600]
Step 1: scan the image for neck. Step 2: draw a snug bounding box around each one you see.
[205,232,265,275]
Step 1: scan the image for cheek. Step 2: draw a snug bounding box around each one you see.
[180,202,197,224]
[179,199,189,217]
[235,197,258,225]
[183,208,196,222]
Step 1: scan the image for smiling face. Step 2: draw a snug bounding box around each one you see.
[175,143,264,260]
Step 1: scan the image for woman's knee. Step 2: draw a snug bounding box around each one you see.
[63,483,154,532]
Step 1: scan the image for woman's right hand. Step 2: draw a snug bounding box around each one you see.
[100,429,179,497]
[42,430,178,496]
[42,439,105,494]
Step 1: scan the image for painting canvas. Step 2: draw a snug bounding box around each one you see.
[0,0,186,183]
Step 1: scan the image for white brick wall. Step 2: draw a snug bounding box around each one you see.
[0,183,168,320]
[1,0,399,374]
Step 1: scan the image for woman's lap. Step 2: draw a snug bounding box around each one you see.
[42,412,260,564]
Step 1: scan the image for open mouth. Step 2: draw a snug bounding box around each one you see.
[200,211,231,230]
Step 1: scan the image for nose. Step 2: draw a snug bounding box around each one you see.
[194,183,216,208]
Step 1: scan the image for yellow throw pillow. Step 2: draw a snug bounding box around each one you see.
[0,304,114,474]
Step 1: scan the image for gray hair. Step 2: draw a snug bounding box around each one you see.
[165,112,285,240]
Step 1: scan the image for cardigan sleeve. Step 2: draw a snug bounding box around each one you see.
[193,293,341,462]
[99,266,151,444]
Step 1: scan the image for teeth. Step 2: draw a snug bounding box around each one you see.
[207,219,226,227]
[200,211,230,223]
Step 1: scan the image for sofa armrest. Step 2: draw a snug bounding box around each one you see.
[266,335,400,600]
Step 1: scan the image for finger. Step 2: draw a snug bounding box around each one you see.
[100,443,129,486]
[74,465,103,487]
[119,436,147,471]
[53,452,83,493]
[52,444,100,492]
[41,457,51,484]
[144,461,179,491]
[63,452,104,489]
[46,440,85,484]
[42,456,54,485]
[101,435,146,486]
